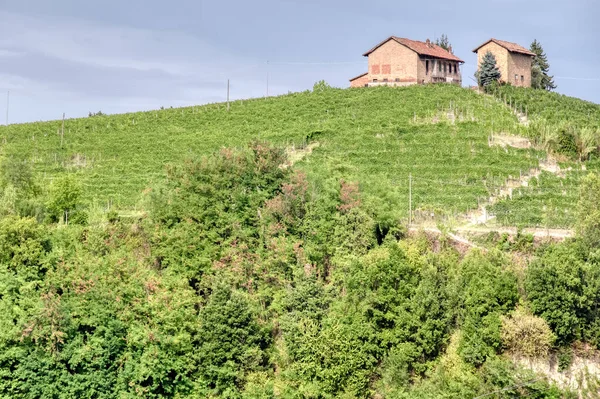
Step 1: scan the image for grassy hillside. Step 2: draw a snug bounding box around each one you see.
[1,84,598,228]
[487,86,600,227]
[0,85,543,223]
[2,85,600,398]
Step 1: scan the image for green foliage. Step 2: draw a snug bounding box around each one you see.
[0,85,549,228]
[0,158,44,219]
[195,284,270,396]
[576,173,600,248]
[435,34,451,51]
[46,175,86,224]
[478,51,501,89]
[312,80,332,92]
[525,242,600,346]
[454,251,519,366]
[530,39,556,91]
[149,142,287,279]
[557,346,574,372]
[0,216,51,278]
[0,84,595,397]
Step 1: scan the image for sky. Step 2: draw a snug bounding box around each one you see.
[0,0,598,124]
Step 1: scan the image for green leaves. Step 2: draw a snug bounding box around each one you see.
[46,175,86,225]
[525,242,600,346]
[530,39,557,91]
[195,284,270,396]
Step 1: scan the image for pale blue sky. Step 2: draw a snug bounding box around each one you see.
[0,0,598,123]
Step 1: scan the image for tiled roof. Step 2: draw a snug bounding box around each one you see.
[472,38,536,56]
[349,72,368,82]
[362,36,464,63]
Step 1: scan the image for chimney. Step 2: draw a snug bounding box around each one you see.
[426,38,431,47]
[448,45,453,54]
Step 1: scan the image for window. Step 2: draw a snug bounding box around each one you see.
[364,83,368,87]
[395,78,400,82]
[438,61,441,72]
[426,60,429,75]
[521,75,524,83]
[373,79,378,82]
[383,78,388,82]
[444,63,447,73]
[454,64,457,74]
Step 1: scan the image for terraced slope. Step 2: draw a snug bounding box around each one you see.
[487,86,600,228]
[0,84,594,227]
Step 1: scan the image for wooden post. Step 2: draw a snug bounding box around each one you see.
[61,113,65,147]
[227,79,230,112]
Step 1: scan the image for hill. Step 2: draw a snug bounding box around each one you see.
[4,84,596,229]
[1,84,600,397]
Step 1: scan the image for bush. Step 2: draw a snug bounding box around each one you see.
[195,284,270,396]
[46,175,86,224]
[0,216,51,278]
[312,80,332,92]
[501,306,555,358]
[526,243,600,345]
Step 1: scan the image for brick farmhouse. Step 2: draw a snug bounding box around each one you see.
[349,36,464,88]
[473,38,535,88]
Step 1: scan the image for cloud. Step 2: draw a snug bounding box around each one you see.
[0,10,272,122]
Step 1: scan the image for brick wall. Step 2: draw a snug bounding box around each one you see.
[507,52,533,88]
[476,42,509,83]
[368,40,418,85]
[350,74,369,88]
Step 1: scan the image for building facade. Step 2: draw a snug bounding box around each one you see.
[350,36,464,88]
[472,39,535,88]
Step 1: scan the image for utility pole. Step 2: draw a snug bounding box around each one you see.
[227,79,230,112]
[5,91,9,126]
[409,173,412,226]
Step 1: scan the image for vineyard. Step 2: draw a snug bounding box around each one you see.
[2,83,600,398]
[486,86,600,228]
[0,84,598,228]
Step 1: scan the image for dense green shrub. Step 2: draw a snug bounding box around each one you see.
[526,243,600,346]
[454,251,519,366]
[195,284,271,397]
[46,175,86,225]
[577,173,600,248]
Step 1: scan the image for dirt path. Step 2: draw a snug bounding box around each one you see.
[409,225,572,252]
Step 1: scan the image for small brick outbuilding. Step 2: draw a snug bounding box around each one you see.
[350,36,464,88]
[473,38,535,88]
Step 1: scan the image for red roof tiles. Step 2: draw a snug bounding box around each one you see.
[472,38,536,56]
[363,36,464,63]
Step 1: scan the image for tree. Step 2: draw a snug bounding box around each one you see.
[530,39,556,90]
[46,175,85,224]
[478,51,501,89]
[435,34,451,51]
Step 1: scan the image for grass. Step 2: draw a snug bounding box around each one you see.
[486,86,600,228]
[0,84,595,227]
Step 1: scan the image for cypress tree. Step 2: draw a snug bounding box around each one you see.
[478,51,501,89]
[530,39,556,90]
